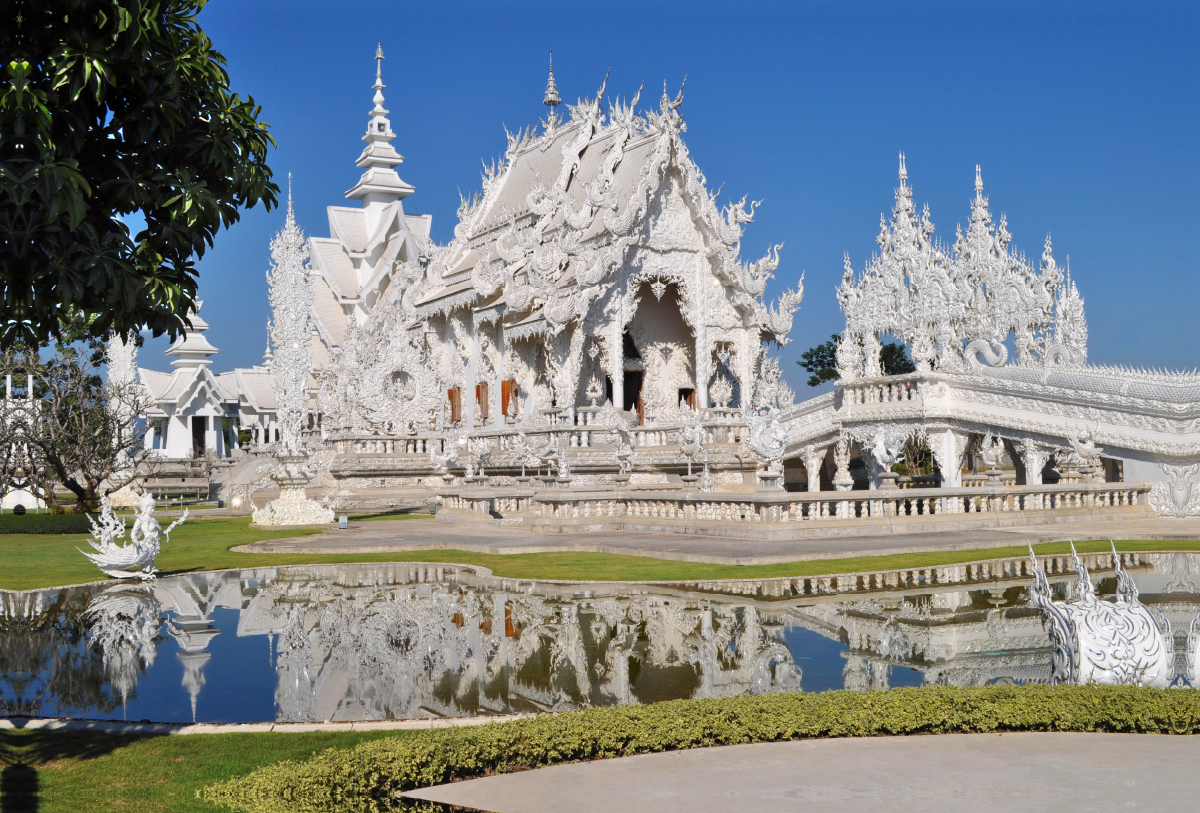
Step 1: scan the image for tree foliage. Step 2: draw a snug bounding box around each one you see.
[798,333,916,386]
[0,0,278,348]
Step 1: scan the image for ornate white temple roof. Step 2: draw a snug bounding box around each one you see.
[307,45,423,345]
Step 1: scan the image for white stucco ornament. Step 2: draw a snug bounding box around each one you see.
[81,494,188,580]
[253,178,334,527]
[744,406,787,484]
[1029,543,1173,687]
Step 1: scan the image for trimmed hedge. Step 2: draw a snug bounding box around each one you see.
[0,512,93,534]
[202,686,1200,813]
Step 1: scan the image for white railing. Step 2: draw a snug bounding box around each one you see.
[500,481,1152,524]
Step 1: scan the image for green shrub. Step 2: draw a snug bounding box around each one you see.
[0,512,93,534]
[202,686,1200,813]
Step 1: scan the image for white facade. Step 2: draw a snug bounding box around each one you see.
[139,303,242,460]
[131,53,1200,519]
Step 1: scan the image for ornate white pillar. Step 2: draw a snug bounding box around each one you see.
[1020,438,1049,486]
[833,437,854,491]
[929,428,966,488]
[611,320,624,412]
[494,325,507,422]
[466,329,479,429]
[802,445,829,492]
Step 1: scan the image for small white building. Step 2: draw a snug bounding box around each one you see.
[140,303,243,459]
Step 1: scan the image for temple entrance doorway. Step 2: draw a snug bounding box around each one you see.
[623,371,643,413]
[191,416,206,456]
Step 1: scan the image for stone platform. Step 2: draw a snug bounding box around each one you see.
[403,733,1200,813]
[237,516,1200,566]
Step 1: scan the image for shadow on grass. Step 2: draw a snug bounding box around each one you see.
[0,731,160,812]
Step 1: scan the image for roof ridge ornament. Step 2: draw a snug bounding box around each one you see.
[543,50,561,110]
[975,164,984,195]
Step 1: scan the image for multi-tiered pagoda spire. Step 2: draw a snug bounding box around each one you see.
[345,44,413,205]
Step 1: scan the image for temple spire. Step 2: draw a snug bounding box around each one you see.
[543,51,561,110]
[898,152,908,182]
[285,172,294,229]
[345,44,413,204]
[975,164,984,195]
[372,43,386,115]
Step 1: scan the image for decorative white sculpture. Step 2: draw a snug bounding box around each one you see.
[677,409,704,481]
[1028,543,1173,687]
[80,493,188,580]
[253,178,334,527]
[979,431,1005,473]
[838,158,1085,377]
[744,406,787,487]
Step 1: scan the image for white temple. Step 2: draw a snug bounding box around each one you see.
[127,49,1200,528]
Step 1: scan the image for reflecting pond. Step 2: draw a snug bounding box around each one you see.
[3,553,1200,724]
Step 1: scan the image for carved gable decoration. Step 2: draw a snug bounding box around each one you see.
[838,157,1088,379]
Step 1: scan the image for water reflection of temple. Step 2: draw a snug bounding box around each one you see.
[5,554,1200,722]
[235,566,802,721]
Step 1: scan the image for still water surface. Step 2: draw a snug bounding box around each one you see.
[3,555,1199,724]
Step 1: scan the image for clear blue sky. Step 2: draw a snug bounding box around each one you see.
[141,0,1199,391]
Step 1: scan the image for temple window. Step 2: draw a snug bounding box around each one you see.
[475,383,489,420]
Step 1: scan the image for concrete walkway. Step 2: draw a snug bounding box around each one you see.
[238,517,1200,566]
[404,733,1200,813]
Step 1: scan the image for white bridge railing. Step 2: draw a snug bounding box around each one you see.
[440,480,1151,525]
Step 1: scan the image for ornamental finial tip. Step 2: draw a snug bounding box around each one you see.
[975,164,983,194]
[543,50,561,109]
[898,152,907,181]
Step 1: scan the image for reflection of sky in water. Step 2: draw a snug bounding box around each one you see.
[2,554,1197,724]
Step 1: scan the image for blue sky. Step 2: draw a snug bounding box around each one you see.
[141,0,1199,390]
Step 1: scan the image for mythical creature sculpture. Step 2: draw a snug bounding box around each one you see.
[81,494,188,580]
[677,409,705,478]
[744,407,788,477]
[1028,543,1173,687]
[429,441,458,474]
[978,431,1005,472]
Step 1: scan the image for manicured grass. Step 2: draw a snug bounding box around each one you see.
[347,511,434,522]
[0,729,403,813]
[1,513,1199,591]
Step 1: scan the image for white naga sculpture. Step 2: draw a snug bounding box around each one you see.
[1028,543,1173,687]
[253,178,335,527]
[81,493,188,580]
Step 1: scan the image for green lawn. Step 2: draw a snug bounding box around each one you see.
[1,514,1199,591]
[346,510,433,522]
[0,729,401,813]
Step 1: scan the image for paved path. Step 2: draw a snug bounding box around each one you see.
[404,733,1200,813]
[238,517,1200,566]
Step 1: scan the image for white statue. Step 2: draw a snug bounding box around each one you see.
[678,410,704,479]
[744,406,787,484]
[429,441,458,474]
[1028,543,1173,688]
[979,431,1005,471]
[81,493,188,580]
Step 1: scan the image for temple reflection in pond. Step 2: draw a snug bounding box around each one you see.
[2,555,1199,723]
